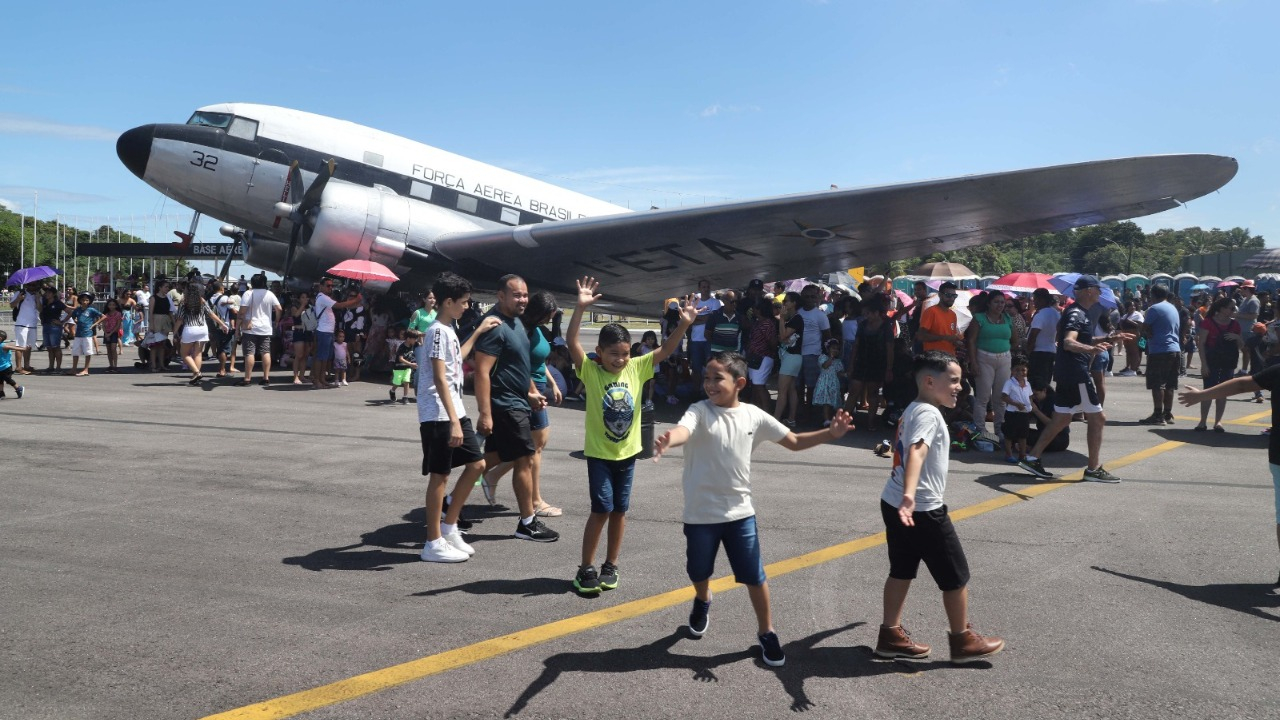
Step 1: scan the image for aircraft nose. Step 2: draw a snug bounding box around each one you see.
[116,124,155,180]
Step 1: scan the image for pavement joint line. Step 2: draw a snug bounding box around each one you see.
[200,437,1194,720]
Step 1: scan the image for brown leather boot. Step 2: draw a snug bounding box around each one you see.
[874,624,930,660]
[948,623,1005,664]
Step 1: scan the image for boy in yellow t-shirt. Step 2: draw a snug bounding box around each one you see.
[567,276,696,594]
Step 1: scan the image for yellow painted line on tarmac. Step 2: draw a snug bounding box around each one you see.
[1172,409,1271,426]
[202,439,1191,720]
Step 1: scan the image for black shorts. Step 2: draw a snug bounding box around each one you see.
[483,407,536,462]
[880,500,970,592]
[1029,351,1055,391]
[1002,410,1030,441]
[1145,352,1180,390]
[421,417,485,476]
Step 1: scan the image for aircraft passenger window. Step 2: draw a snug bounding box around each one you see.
[500,207,521,225]
[363,151,384,167]
[186,111,232,129]
[456,195,478,214]
[228,117,259,141]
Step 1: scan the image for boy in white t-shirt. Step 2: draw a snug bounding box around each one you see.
[654,351,852,668]
[875,350,1004,664]
[416,272,501,563]
[1000,355,1034,463]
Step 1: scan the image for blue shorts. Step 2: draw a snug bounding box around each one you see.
[1090,349,1109,374]
[683,515,766,586]
[778,351,802,377]
[313,331,334,361]
[43,322,63,347]
[587,456,635,514]
[531,380,550,431]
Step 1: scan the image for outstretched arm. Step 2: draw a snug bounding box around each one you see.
[897,441,930,527]
[777,409,853,450]
[1178,376,1261,406]
[566,276,602,369]
[653,296,697,364]
[653,425,692,462]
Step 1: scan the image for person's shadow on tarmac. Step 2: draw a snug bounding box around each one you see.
[504,621,971,716]
[1093,566,1279,623]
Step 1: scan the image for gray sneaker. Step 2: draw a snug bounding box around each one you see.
[1083,466,1121,483]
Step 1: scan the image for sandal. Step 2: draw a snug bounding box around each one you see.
[534,503,563,518]
[1213,425,1225,433]
[188,375,203,386]
[1193,424,1207,431]
[234,379,251,387]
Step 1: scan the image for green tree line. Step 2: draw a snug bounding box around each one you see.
[0,207,190,284]
[870,221,1265,278]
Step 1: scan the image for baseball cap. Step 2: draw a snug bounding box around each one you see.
[1073,275,1102,290]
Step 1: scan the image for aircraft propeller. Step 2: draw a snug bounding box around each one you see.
[274,158,336,282]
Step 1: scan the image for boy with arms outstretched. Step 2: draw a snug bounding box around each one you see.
[654,351,852,668]
[417,272,501,563]
[567,276,696,593]
[875,350,1004,664]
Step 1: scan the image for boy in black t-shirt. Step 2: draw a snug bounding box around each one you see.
[1179,365,1280,587]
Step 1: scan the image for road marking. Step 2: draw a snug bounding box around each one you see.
[1171,409,1270,426]
[203,438,1191,719]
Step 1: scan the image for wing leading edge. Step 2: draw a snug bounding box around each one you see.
[430,154,1237,313]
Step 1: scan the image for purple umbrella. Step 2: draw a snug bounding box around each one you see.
[5,265,61,287]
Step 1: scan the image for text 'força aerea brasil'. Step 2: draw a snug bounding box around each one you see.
[412,163,586,221]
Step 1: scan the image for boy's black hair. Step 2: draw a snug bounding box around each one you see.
[913,350,957,380]
[0,329,7,342]
[709,350,748,380]
[1011,354,1029,368]
[599,322,631,347]
[431,271,472,305]
[403,328,423,340]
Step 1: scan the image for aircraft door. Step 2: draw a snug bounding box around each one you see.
[246,147,292,235]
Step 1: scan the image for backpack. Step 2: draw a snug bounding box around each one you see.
[300,307,319,332]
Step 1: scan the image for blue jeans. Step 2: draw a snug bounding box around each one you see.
[689,341,710,386]
[587,457,635,514]
[684,515,766,586]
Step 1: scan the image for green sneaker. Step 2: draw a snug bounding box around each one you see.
[573,565,601,595]
[599,561,619,590]
[1083,466,1121,484]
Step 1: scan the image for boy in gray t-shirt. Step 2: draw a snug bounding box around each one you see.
[876,351,1005,665]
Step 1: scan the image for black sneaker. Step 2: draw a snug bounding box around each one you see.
[1083,466,1121,484]
[1138,414,1165,426]
[758,631,786,667]
[514,518,559,542]
[440,498,473,531]
[599,561,619,590]
[688,598,710,637]
[573,565,601,595]
[1018,458,1054,479]
[389,389,396,402]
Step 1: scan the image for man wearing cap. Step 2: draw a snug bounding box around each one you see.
[1019,275,1132,483]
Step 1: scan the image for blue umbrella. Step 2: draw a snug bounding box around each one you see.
[6,265,61,287]
[1049,273,1119,309]
[1190,283,1211,292]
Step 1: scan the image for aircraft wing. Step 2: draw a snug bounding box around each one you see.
[430,154,1236,313]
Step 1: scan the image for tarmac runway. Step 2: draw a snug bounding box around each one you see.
[1,348,1277,720]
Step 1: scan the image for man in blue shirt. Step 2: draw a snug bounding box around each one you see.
[1139,285,1182,425]
[1019,276,1133,483]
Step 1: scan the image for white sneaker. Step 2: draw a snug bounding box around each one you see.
[420,537,468,563]
[442,530,475,556]
[341,380,349,386]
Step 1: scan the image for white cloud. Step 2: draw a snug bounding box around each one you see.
[0,197,20,212]
[699,103,761,118]
[0,114,117,141]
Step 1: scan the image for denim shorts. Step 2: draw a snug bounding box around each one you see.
[683,515,766,586]
[530,380,550,431]
[313,331,334,361]
[587,456,635,514]
[42,322,63,347]
[1090,349,1109,374]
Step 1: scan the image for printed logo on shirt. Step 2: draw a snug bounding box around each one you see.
[601,381,636,443]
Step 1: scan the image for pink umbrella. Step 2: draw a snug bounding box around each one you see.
[327,259,399,283]
[986,272,1058,294]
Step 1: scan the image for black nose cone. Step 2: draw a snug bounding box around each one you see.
[117,124,155,180]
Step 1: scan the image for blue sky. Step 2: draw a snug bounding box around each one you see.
[1,0,1276,278]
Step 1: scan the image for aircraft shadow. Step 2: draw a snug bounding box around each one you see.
[410,576,572,600]
[504,621,960,716]
[283,507,485,572]
[1092,566,1279,623]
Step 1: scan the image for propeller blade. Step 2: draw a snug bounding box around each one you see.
[281,219,302,283]
[299,158,335,214]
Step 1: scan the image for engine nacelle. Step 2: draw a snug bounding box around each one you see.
[299,182,486,280]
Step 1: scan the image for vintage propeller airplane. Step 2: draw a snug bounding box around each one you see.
[117,103,1237,312]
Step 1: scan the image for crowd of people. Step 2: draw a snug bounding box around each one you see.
[9,266,1279,664]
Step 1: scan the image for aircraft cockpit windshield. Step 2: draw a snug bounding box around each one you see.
[187,111,259,141]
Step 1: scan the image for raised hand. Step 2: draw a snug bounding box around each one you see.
[678,294,699,325]
[576,276,602,307]
[827,409,854,438]
[653,429,675,462]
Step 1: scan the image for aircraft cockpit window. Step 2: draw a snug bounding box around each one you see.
[186,111,233,129]
[228,117,259,141]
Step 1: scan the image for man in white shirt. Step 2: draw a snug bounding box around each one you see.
[688,279,722,390]
[311,278,363,389]
[1026,288,1060,391]
[236,274,282,386]
[9,284,41,373]
[796,284,832,408]
[134,284,151,337]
